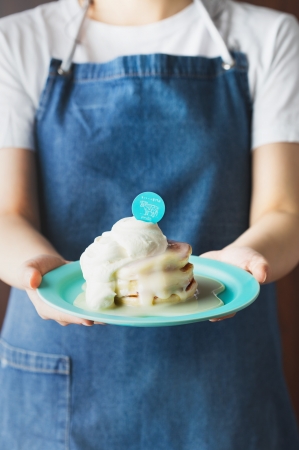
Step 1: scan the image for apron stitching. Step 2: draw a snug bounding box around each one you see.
[1,339,70,362]
[68,69,246,83]
[65,360,71,450]
[36,72,57,122]
[0,358,69,375]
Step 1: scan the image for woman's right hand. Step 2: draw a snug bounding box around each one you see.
[19,254,95,326]
[0,149,99,326]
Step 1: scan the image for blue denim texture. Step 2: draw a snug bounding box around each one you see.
[1,53,298,449]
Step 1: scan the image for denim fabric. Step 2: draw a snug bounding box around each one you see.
[1,53,299,449]
[0,338,70,450]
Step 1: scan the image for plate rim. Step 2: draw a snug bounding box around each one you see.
[37,257,260,327]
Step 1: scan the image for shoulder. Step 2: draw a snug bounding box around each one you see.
[222,1,299,102]
[229,0,295,25]
[224,3,299,148]
[0,2,66,47]
[0,1,71,106]
[0,1,66,40]
[226,1,299,52]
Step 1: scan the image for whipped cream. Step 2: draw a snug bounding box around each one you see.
[80,217,168,309]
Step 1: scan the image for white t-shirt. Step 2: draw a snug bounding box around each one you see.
[0,0,299,151]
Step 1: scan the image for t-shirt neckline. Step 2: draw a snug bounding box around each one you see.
[63,0,201,40]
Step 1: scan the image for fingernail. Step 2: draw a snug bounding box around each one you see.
[262,273,267,283]
[82,322,93,326]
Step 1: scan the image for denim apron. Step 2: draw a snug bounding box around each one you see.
[1,1,299,449]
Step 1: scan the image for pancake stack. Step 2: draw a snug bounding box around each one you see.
[115,240,198,307]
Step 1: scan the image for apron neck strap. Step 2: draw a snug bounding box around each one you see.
[194,0,234,69]
[58,0,90,75]
[58,0,235,76]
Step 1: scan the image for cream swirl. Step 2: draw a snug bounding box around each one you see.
[80,217,168,310]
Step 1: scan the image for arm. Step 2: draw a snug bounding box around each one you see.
[0,148,94,326]
[231,142,299,283]
[201,142,299,319]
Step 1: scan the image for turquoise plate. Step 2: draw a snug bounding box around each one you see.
[37,256,260,327]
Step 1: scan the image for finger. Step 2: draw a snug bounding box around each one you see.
[29,290,94,326]
[209,313,236,322]
[48,310,94,326]
[22,266,42,290]
[19,255,66,291]
[29,267,43,289]
[94,322,106,325]
[28,255,66,276]
[199,251,220,260]
[247,260,269,284]
[57,320,94,327]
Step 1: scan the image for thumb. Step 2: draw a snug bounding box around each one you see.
[20,255,66,290]
[247,260,269,284]
[23,266,42,290]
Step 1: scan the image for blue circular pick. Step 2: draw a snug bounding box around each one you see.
[132,192,165,223]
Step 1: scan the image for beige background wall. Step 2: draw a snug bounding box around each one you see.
[0,0,299,425]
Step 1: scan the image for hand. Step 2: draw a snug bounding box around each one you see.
[200,246,269,322]
[18,254,97,326]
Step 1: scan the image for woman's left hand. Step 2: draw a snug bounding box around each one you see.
[200,246,269,322]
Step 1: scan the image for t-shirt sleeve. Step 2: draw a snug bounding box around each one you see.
[252,14,299,149]
[0,28,36,151]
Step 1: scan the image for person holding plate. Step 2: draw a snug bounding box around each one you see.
[0,0,299,448]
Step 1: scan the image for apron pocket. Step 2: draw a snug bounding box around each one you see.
[0,338,70,450]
